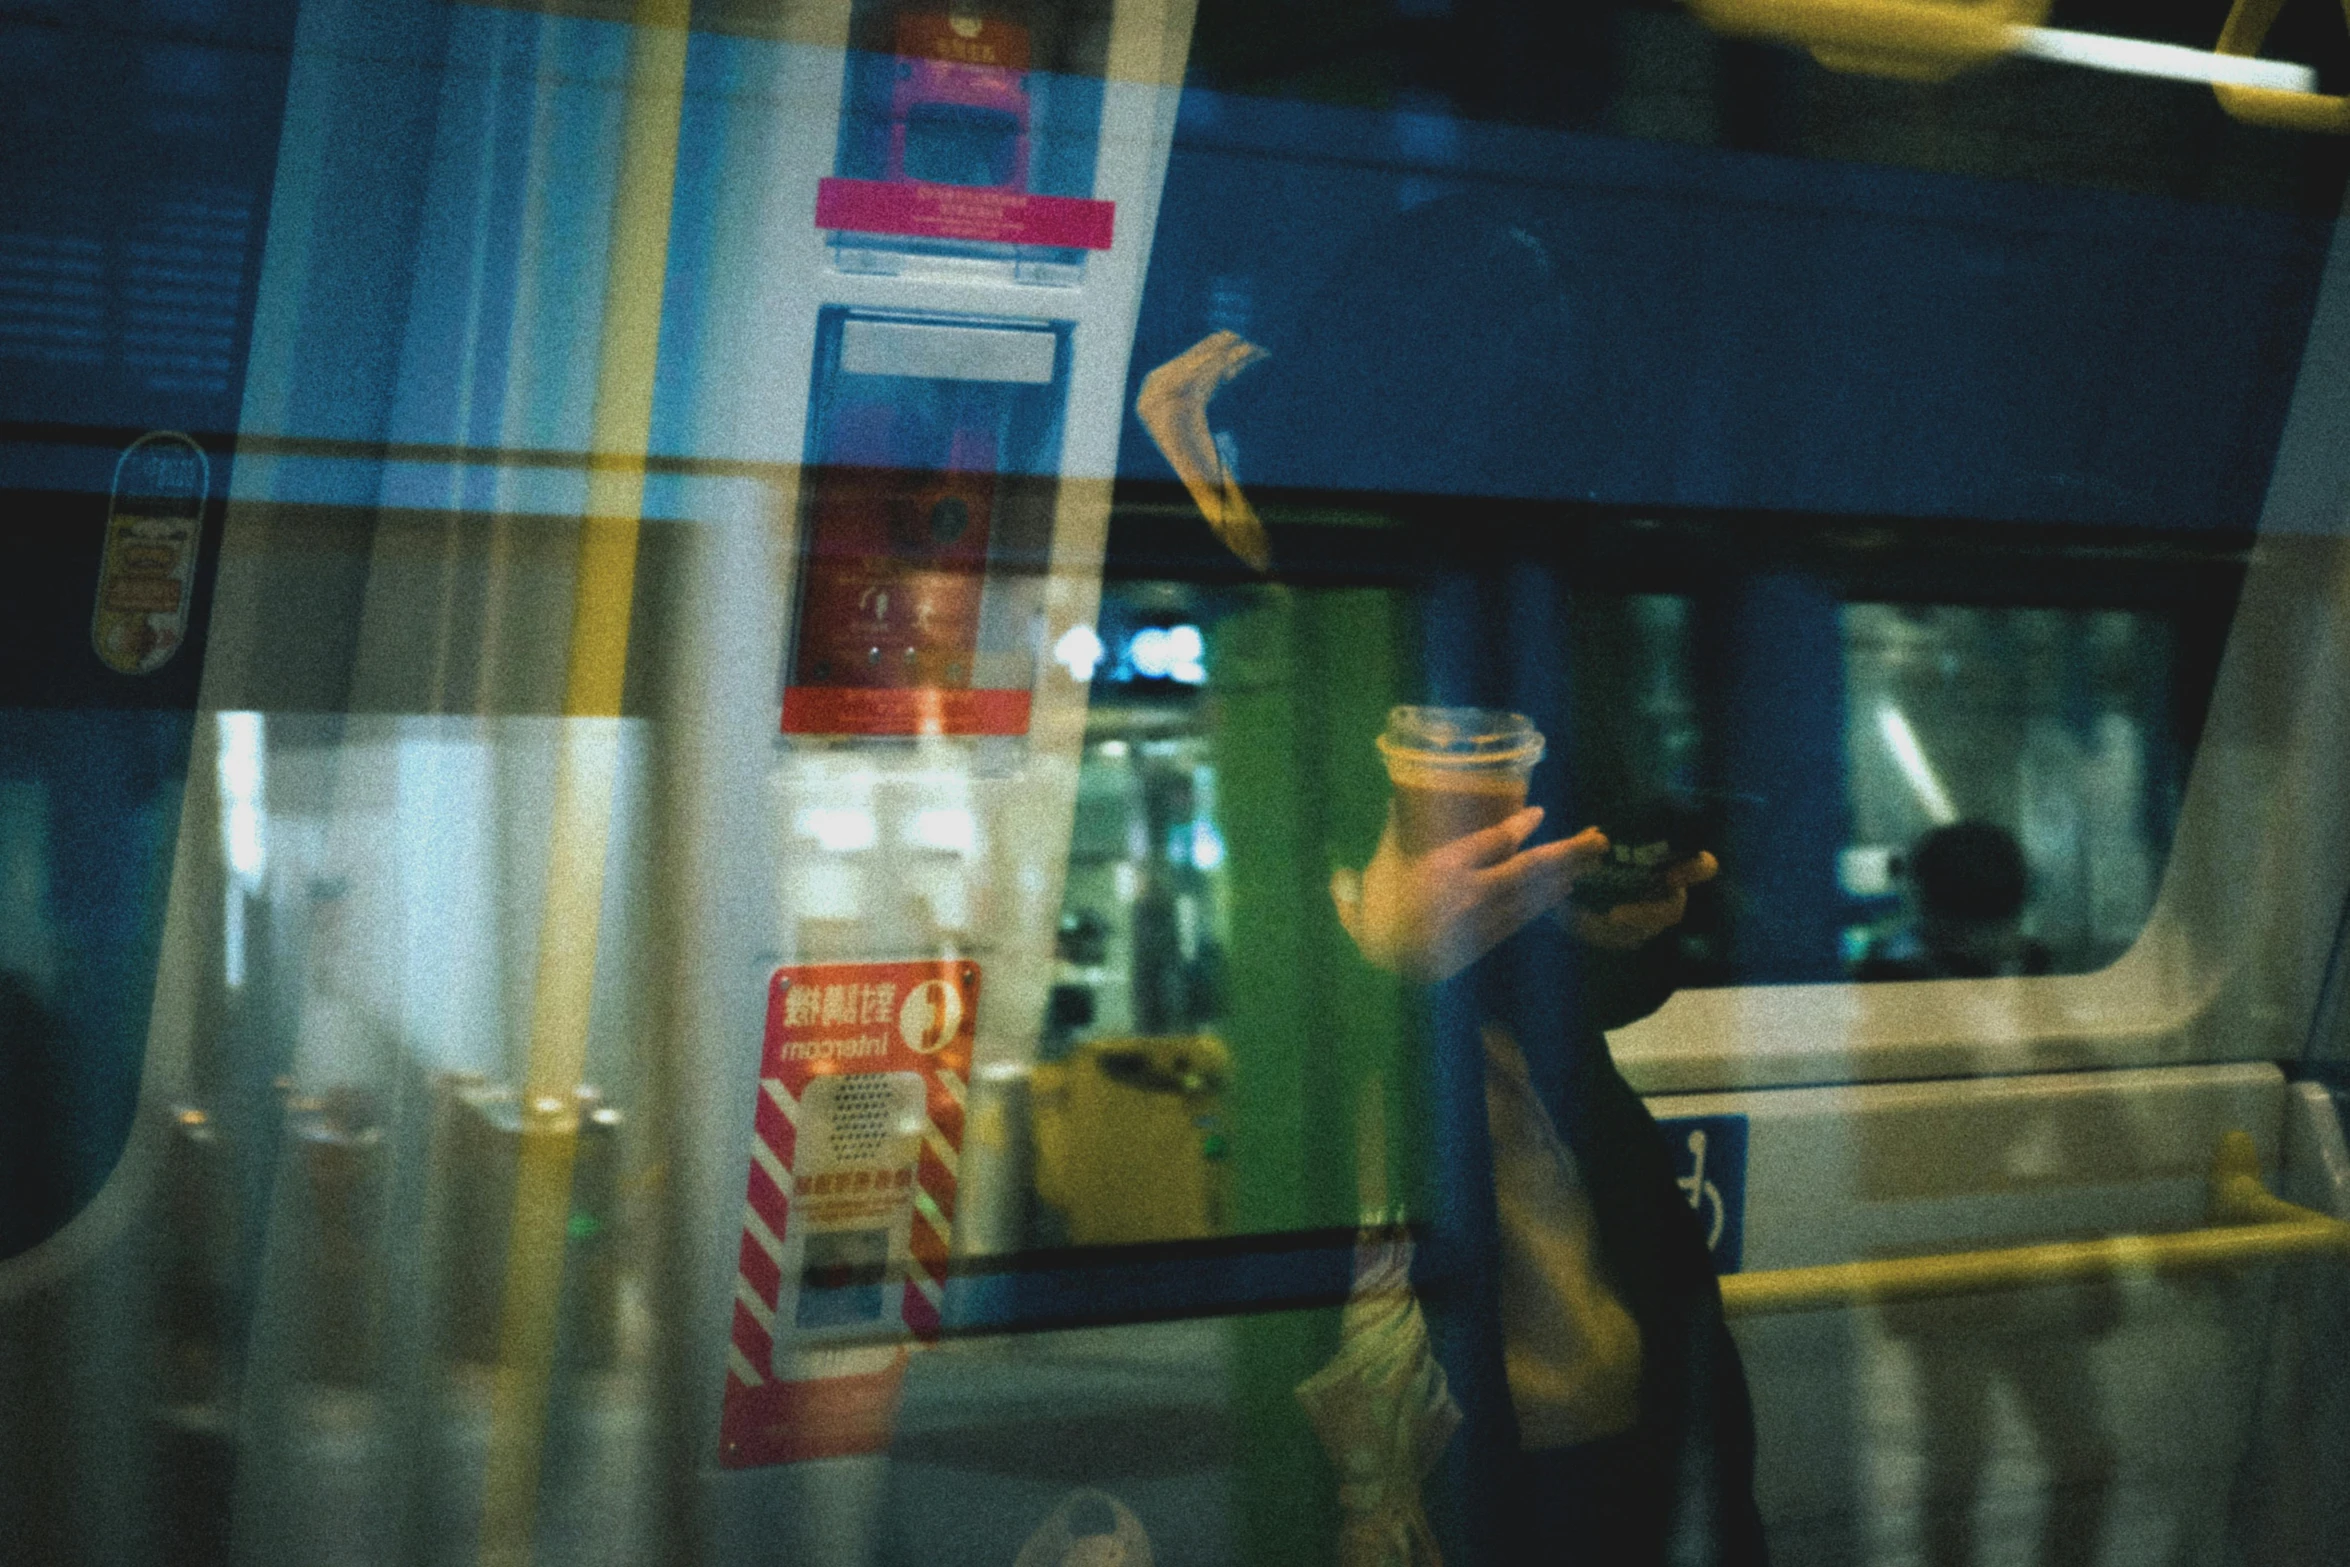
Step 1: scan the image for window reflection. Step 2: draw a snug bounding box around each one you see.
[1063,577,2199,1040]
[1036,589,1233,1250]
[10,0,2350,1559]
[1842,605,2180,977]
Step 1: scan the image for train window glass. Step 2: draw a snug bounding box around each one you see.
[1841,605,2182,980]
[20,0,2350,1561]
[1055,557,2225,1018]
[884,1318,1242,1561]
[1023,564,2226,1258]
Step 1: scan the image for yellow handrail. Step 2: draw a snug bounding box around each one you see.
[1720,1131,2350,1318]
[475,3,689,1564]
[1687,0,2045,82]
[2213,0,2350,133]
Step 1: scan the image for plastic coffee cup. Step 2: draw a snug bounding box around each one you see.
[1376,706,1546,857]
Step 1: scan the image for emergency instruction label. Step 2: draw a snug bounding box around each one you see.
[720,959,978,1469]
[816,178,1115,250]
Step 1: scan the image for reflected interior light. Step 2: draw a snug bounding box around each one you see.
[1839,845,1895,898]
[1054,623,1105,682]
[909,807,977,855]
[1166,624,1206,683]
[796,807,878,853]
[1097,739,1130,759]
[1876,704,1958,827]
[217,710,266,883]
[1129,624,1208,685]
[217,711,266,991]
[2011,26,2316,91]
[1189,821,1226,871]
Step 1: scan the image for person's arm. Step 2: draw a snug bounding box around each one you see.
[1330,806,1607,984]
[1331,817,1714,1001]
[1134,331,1273,571]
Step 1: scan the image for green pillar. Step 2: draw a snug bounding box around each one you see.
[1211,583,1420,1566]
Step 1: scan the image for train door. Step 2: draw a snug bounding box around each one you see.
[4,0,1206,1563]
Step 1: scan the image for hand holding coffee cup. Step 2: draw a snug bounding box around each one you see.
[1331,802,1607,982]
[1331,707,1716,980]
[1329,708,1595,981]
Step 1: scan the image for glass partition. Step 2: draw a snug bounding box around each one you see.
[9,0,2350,1564]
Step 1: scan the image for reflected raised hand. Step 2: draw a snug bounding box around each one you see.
[1134,330,1272,571]
[1331,806,1609,983]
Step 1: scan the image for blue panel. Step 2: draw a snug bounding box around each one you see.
[1714,574,1848,983]
[1122,90,2327,533]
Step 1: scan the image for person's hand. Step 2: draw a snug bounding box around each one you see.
[1135,330,1272,571]
[1330,807,1609,983]
[1570,852,1719,951]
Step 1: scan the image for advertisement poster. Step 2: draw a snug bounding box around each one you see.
[782,308,1063,739]
[815,178,1115,251]
[720,960,979,1469]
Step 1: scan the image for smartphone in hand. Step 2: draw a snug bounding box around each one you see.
[1567,794,1720,912]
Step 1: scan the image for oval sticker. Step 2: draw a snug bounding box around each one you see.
[92,431,208,676]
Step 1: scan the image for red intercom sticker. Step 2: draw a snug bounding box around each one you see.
[719,960,978,1469]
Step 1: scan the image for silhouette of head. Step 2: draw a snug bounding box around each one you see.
[1906,821,2029,925]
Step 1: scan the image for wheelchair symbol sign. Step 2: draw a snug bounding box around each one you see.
[1657,1113,1747,1275]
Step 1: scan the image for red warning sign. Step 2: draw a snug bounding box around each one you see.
[719,960,978,1469]
[780,453,1035,739]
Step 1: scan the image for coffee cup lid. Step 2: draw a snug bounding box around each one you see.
[1375,706,1545,770]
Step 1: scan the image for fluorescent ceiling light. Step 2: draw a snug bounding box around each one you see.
[217,710,266,884]
[2011,27,2317,92]
[1875,703,1958,828]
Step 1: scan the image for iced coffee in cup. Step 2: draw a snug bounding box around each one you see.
[1376,706,1545,857]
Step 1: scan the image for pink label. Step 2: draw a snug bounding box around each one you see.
[816,177,1114,251]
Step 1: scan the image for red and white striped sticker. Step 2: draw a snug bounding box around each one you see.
[719,960,977,1469]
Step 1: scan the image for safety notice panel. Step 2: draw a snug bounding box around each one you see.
[720,959,979,1469]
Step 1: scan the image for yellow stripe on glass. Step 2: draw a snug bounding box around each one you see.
[479,2,689,1562]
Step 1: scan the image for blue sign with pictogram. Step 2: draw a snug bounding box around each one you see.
[1657,1113,1748,1274]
